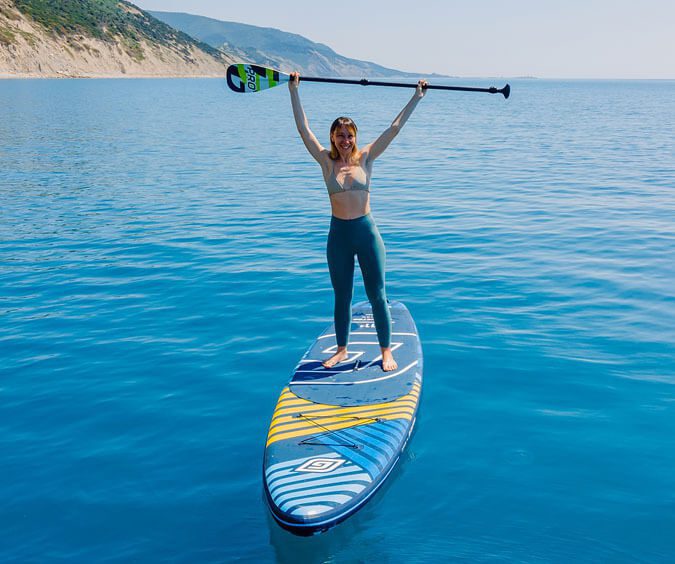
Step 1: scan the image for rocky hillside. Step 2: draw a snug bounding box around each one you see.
[150,11,430,78]
[0,0,234,77]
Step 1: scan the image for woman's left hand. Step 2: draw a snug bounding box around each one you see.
[416,79,428,98]
[289,71,300,92]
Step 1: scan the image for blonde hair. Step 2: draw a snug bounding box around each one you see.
[329,117,359,162]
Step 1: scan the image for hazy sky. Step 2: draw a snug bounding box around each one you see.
[134,0,675,79]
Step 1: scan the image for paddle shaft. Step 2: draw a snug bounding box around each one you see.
[299,76,510,98]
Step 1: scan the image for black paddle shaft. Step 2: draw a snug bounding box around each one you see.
[299,76,511,99]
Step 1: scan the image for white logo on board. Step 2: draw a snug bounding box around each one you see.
[295,458,346,473]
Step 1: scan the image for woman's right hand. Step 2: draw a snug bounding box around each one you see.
[289,71,300,91]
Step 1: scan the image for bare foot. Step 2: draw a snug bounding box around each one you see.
[322,347,349,369]
[381,348,398,372]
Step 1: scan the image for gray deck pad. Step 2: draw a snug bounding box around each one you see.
[289,301,422,406]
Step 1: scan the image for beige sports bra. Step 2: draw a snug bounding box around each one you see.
[324,159,370,196]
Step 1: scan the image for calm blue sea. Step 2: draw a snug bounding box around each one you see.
[1,77,674,562]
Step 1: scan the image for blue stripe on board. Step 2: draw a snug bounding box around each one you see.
[350,431,397,459]
[362,420,406,444]
[268,466,364,495]
[271,476,372,504]
[356,423,404,450]
[344,419,410,456]
[266,452,341,476]
[270,471,371,499]
[292,362,361,380]
[371,419,408,442]
[285,495,348,516]
[385,418,408,435]
[266,459,348,484]
[342,433,390,464]
[280,492,355,513]
[329,444,383,478]
[327,419,413,478]
[339,428,396,460]
[275,483,368,508]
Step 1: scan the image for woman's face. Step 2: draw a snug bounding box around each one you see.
[331,125,356,156]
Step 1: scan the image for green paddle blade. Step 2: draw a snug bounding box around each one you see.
[226,64,289,93]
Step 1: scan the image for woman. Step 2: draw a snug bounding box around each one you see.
[289,72,427,371]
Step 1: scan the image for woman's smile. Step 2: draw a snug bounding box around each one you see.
[333,126,355,153]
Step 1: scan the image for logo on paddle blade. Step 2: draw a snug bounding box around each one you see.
[295,458,346,473]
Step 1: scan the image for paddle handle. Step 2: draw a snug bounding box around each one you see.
[300,76,510,98]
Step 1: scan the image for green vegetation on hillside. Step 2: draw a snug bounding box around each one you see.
[13,0,223,60]
[0,25,16,45]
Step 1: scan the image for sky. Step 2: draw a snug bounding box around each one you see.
[134,0,675,79]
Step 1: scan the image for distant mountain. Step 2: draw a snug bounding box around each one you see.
[0,0,234,77]
[150,11,430,78]
[1,1,436,79]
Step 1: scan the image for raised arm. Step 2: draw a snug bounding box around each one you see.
[365,80,428,162]
[288,72,326,163]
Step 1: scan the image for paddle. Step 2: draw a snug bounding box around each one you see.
[227,63,511,99]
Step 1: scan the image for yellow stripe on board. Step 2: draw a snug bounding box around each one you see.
[267,408,416,440]
[265,383,421,447]
[266,412,414,446]
[271,384,420,421]
[271,400,419,423]
[269,402,418,432]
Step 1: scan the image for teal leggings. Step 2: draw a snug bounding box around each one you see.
[327,213,391,348]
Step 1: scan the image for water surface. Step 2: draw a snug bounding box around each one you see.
[1,78,675,562]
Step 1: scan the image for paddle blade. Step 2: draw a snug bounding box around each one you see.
[226,64,289,93]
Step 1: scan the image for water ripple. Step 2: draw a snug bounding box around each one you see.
[1,78,675,561]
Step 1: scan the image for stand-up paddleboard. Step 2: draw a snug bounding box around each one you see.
[263,301,423,535]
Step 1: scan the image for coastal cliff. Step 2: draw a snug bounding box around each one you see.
[0,0,234,78]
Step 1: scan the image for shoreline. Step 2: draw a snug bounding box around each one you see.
[0,72,227,79]
[2,72,672,81]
